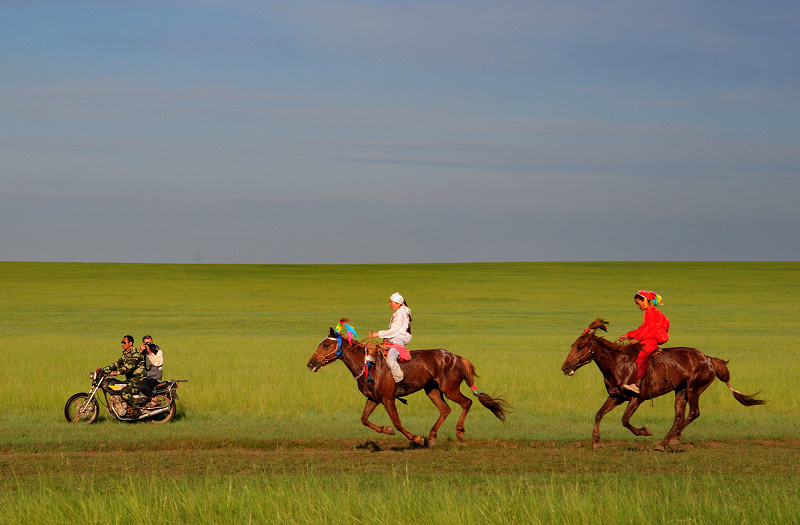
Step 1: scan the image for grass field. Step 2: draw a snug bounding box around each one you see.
[1,261,798,523]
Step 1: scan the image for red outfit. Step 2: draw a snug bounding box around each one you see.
[625,306,669,380]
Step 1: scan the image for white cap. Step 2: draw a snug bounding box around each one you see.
[390,292,404,304]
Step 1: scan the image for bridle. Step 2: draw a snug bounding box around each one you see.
[315,335,345,364]
[315,334,371,379]
[570,330,617,367]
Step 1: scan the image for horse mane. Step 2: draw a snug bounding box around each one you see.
[589,328,638,355]
[582,318,639,354]
[363,341,386,365]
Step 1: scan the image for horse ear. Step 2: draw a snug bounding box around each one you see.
[329,327,336,336]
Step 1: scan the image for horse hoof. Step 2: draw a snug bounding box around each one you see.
[642,427,653,437]
[654,444,666,452]
[412,435,425,446]
[592,441,603,450]
[384,426,395,435]
[668,437,681,446]
[456,431,465,442]
[427,438,436,448]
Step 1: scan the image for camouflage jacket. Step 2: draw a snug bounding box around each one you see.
[104,346,147,382]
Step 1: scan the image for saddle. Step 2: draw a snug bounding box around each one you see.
[368,342,411,361]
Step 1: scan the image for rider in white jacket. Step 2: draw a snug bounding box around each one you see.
[369,292,412,385]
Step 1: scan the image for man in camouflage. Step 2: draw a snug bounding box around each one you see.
[101,335,147,414]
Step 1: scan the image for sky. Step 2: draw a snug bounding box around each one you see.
[1,1,798,264]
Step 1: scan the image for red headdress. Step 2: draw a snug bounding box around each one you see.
[636,290,663,306]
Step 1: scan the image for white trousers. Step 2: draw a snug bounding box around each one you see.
[385,346,404,382]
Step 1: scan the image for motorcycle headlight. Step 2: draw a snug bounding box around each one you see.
[90,371,97,380]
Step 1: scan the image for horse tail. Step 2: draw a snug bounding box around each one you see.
[712,357,766,407]
[459,357,511,423]
[461,356,478,386]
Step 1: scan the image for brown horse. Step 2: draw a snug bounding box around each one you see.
[307,328,510,447]
[561,319,765,450]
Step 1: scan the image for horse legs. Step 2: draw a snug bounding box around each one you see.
[360,399,395,436]
[424,387,451,447]
[382,398,425,446]
[620,397,652,439]
[441,384,472,442]
[664,387,704,449]
[592,396,623,450]
[656,388,688,450]
[677,389,702,437]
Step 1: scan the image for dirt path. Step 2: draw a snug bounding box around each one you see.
[3,438,799,482]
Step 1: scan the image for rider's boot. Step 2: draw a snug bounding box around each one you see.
[623,380,641,394]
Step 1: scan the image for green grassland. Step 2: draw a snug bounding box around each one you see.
[1,261,799,523]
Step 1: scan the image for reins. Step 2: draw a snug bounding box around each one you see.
[578,333,675,401]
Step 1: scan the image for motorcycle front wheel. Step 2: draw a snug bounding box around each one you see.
[65,393,99,423]
[149,399,176,424]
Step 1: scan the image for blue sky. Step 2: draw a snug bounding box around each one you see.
[1,1,798,263]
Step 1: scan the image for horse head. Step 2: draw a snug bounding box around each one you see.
[561,318,608,376]
[307,327,344,372]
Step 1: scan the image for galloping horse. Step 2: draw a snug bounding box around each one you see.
[307,328,509,447]
[561,319,765,450]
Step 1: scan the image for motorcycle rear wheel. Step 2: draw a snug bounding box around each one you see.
[65,393,99,423]
[149,399,176,424]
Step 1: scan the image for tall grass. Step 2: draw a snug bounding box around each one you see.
[3,470,799,524]
[1,261,798,446]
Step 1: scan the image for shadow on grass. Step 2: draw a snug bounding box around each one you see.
[355,439,428,452]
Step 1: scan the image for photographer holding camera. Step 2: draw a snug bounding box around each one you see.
[139,335,164,407]
[141,335,163,382]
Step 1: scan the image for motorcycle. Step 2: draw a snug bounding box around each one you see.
[65,369,187,423]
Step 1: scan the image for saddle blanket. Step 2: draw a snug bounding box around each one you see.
[383,343,411,361]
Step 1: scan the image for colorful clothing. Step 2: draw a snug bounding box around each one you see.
[625,305,669,343]
[383,342,411,361]
[379,305,412,382]
[626,306,669,380]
